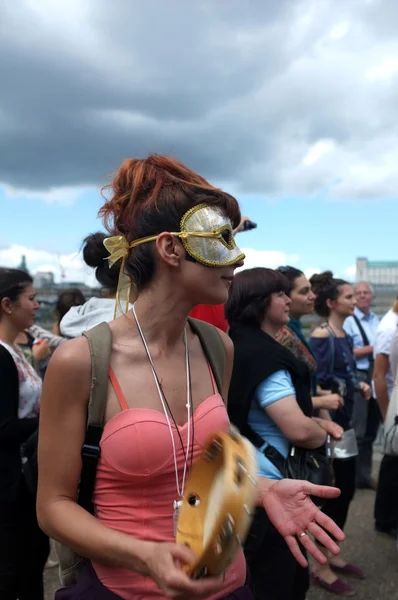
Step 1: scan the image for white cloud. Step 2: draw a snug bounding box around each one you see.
[304,267,321,279]
[366,56,398,81]
[302,139,336,167]
[1,183,95,205]
[327,21,350,41]
[344,264,356,278]
[0,244,96,286]
[239,248,300,271]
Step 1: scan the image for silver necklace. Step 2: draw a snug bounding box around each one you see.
[132,304,192,535]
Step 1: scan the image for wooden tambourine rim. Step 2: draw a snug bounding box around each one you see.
[176,428,257,578]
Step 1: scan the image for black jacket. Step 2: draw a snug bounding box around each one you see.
[228,326,313,439]
[0,344,38,502]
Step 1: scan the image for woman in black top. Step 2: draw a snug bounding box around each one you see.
[226,268,334,600]
[0,268,49,600]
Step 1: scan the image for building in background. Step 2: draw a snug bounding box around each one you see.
[356,258,398,286]
[356,257,398,316]
[34,271,55,289]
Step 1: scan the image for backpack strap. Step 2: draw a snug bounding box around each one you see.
[353,315,370,347]
[187,317,225,394]
[78,322,112,513]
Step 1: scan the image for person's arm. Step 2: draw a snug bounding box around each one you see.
[353,346,373,358]
[312,393,344,411]
[233,216,254,235]
[265,393,327,448]
[0,348,38,444]
[28,324,66,349]
[255,370,327,448]
[312,417,343,439]
[373,353,390,420]
[317,386,332,396]
[318,408,332,421]
[309,328,334,388]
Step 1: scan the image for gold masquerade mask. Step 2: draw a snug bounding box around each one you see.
[103,203,245,317]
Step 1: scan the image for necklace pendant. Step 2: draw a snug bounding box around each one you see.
[173,499,183,536]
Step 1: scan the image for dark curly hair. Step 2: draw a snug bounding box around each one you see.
[82,232,121,292]
[310,271,348,317]
[276,266,304,295]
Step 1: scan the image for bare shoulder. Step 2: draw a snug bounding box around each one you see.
[43,336,92,406]
[311,327,329,339]
[48,336,91,374]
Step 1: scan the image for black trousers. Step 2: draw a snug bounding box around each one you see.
[356,396,381,486]
[244,507,309,600]
[374,454,398,532]
[321,457,356,531]
[351,371,381,487]
[0,482,49,600]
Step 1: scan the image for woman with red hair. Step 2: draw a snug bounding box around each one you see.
[37,155,343,600]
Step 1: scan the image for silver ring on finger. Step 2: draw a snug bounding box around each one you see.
[299,531,308,538]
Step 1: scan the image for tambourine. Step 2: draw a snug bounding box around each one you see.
[176,427,258,579]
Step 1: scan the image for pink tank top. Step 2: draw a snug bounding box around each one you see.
[92,366,246,599]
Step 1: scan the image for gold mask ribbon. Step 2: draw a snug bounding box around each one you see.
[103,235,134,318]
[103,235,130,268]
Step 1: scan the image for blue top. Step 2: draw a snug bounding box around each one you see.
[309,334,357,429]
[247,369,295,479]
[343,307,380,370]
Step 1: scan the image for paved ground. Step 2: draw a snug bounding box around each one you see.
[306,488,398,599]
[45,454,398,599]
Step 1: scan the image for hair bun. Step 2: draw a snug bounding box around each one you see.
[82,232,108,268]
[310,270,334,288]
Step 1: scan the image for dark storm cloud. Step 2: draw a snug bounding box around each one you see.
[1,0,398,199]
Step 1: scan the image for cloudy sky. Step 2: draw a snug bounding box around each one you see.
[1,0,397,285]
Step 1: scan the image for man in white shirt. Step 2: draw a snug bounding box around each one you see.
[344,282,380,489]
[373,297,398,537]
[389,327,398,384]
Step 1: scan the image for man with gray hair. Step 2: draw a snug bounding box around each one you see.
[344,281,380,489]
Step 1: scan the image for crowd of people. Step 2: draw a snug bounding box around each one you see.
[0,154,397,600]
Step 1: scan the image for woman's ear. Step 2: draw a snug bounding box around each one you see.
[326,297,335,312]
[155,233,184,268]
[1,297,13,315]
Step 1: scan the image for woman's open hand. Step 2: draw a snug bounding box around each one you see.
[260,479,345,567]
